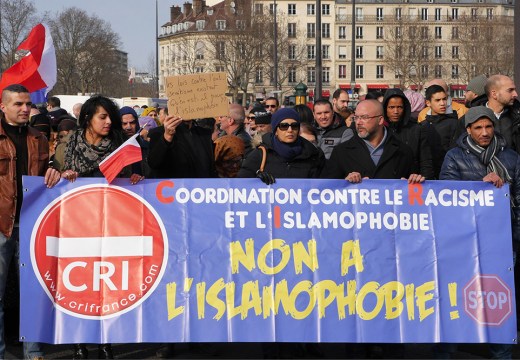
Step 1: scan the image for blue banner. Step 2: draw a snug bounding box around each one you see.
[20,177,516,344]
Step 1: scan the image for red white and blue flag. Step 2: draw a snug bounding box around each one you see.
[99,134,142,183]
[0,23,57,103]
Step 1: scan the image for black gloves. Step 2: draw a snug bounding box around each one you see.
[256,170,276,185]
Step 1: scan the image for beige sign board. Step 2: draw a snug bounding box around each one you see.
[165,72,229,120]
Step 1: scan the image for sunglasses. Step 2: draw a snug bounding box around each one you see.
[247,116,256,120]
[265,104,277,109]
[278,122,300,131]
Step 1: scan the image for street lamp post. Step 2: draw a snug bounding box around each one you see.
[273,0,278,100]
[156,0,160,98]
[350,0,356,98]
[315,0,322,100]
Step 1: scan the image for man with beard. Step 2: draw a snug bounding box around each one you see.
[313,98,353,159]
[322,99,424,184]
[332,88,351,124]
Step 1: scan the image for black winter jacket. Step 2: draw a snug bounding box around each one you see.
[237,133,325,179]
[383,89,435,179]
[440,133,520,249]
[321,132,415,180]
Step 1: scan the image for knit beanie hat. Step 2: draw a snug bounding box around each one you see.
[466,75,488,97]
[141,107,157,117]
[271,108,300,130]
[119,106,138,121]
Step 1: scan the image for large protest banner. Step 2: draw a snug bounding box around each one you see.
[20,177,516,344]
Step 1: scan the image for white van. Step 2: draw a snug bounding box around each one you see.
[121,97,168,109]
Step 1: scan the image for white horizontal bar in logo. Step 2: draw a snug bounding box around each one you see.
[46,236,153,258]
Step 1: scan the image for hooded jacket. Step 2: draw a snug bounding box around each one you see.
[383,89,434,179]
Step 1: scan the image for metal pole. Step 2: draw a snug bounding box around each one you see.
[515,0,520,86]
[273,0,278,99]
[350,0,356,97]
[156,0,160,98]
[0,0,3,76]
[315,0,322,99]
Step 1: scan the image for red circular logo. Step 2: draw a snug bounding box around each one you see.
[30,185,168,319]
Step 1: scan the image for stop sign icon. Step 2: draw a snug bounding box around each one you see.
[30,184,168,319]
[463,274,512,326]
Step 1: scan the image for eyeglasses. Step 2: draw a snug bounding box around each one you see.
[278,122,300,131]
[265,104,277,109]
[247,116,256,120]
[352,114,383,123]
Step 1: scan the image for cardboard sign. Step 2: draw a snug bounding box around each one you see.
[165,72,229,120]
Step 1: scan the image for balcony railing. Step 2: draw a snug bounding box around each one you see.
[335,14,512,23]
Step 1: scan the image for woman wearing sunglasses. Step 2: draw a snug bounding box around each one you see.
[237,108,325,183]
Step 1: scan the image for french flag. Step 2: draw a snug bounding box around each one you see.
[99,134,143,184]
[0,23,57,104]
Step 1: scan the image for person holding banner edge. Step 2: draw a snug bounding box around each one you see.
[438,106,520,359]
[0,84,61,360]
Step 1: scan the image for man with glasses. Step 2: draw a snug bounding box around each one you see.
[322,99,424,184]
[218,104,252,154]
[264,96,279,113]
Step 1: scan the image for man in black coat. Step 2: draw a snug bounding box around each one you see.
[322,99,425,184]
[383,88,434,179]
[147,114,216,178]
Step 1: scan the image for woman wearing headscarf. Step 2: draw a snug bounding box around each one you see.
[214,135,245,178]
[237,108,325,183]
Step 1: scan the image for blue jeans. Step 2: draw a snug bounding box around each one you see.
[0,227,42,359]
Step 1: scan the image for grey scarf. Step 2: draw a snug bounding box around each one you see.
[465,134,512,184]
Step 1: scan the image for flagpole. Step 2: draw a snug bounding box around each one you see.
[0,0,3,76]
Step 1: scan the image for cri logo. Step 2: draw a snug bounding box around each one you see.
[30,185,168,319]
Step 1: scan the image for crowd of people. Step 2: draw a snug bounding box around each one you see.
[0,72,519,359]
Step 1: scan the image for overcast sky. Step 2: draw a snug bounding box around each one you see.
[35,0,183,70]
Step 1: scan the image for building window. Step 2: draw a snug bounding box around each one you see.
[307,45,316,60]
[236,20,246,30]
[288,23,297,38]
[421,8,428,20]
[288,45,296,60]
[322,4,330,15]
[339,45,347,59]
[451,8,459,20]
[355,7,363,21]
[376,65,384,79]
[356,26,363,39]
[452,64,459,79]
[356,46,363,59]
[196,20,205,30]
[396,26,402,39]
[435,8,441,20]
[376,27,383,39]
[487,8,493,19]
[422,46,428,59]
[255,68,263,83]
[435,65,442,78]
[421,65,428,78]
[254,3,263,14]
[307,23,315,38]
[452,46,459,59]
[435,46,442,59]
[288,3,296,15]
[288,68,297,83]
[452,27,459,39]
[435,26,442,39]
[216,20,226,30]
[322,45,330,59]
[195,42,204,59]
[307,4,315,15]
[421,27,428,39]
[356,65,364,79]
[376,46,384,59]
[216,41,225,59]
[322,23,330,38]
[195,66,204,73]
[471,8,478,19]
[323,67,330,83]
[307,67,316,83]
[215,65,225,72]
[395,8,402,20]
[269,3,275,14]
[338,26,346,39]
[376,8,383,21]
[338,65,347,79]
